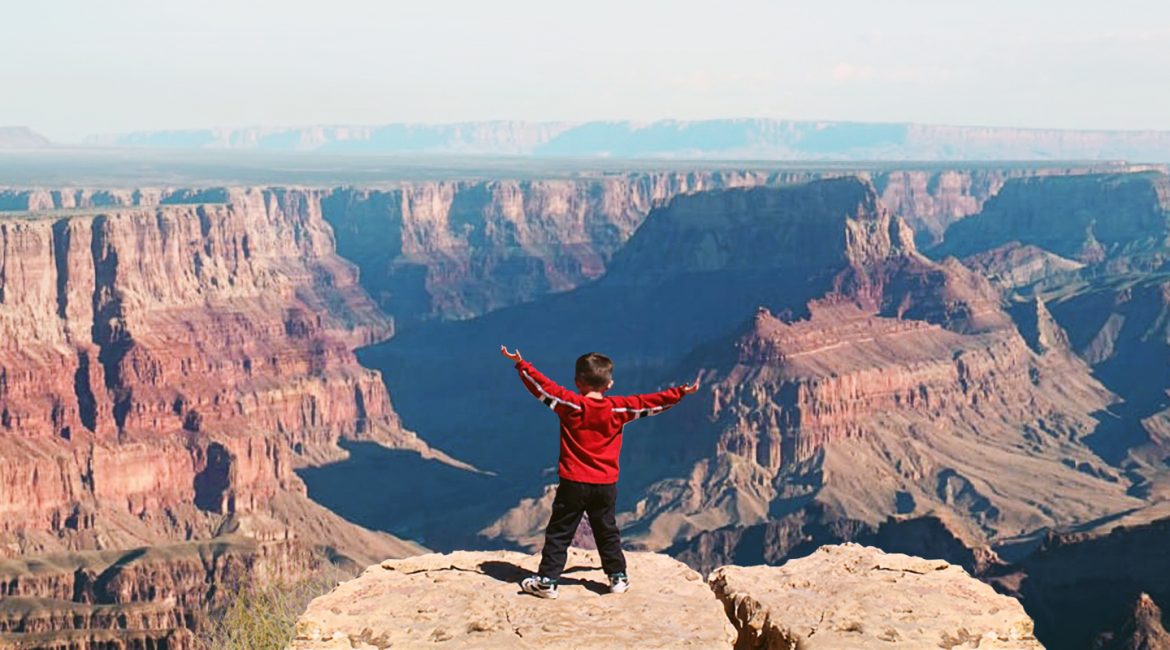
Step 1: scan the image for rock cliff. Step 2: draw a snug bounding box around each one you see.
[289,544,1040,650]
[988,515,1170,650]
[936,171,1170,267]
[464,179,1134,563]
[712,544,1041,649]
[0,164,1128,330]
[938,171,1170,493]
[0,190,440,647]
[289,548,736,649]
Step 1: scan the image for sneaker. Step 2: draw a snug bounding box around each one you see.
[521,575,559,599]
[608,572,630,594]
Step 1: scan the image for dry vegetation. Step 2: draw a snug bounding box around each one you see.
[201,570,345,650]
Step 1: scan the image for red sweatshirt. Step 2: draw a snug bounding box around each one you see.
[514,360,686,484]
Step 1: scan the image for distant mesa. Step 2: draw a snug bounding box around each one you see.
[88,119,1170,161]
[0,126,50,148]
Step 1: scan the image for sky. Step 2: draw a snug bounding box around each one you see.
[2,0,1168,142]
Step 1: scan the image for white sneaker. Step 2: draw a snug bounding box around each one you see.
[521,575,559,599]
[608,572,630,594]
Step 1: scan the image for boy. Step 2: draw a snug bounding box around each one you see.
[500,345,699,599]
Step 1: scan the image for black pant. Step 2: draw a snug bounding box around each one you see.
[538,478,626,581]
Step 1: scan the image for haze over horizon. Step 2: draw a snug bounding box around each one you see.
[3,0,1168,142]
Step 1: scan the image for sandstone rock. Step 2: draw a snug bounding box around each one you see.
[0,189,443,647]
[709,544,1042,649]
[992,515,1170,650]
[1096,593,1170,650]
[386,178,1133,562]
[937,171,1170,266]
[288,549,736,649]
[961,243,1084,292]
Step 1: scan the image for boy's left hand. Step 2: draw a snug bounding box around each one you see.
[681,375,701,395]
[500,345,523,363]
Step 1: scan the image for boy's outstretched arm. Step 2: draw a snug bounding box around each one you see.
[611,376,700,423]
[501,345,583,415]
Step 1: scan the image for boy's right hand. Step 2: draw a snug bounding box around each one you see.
[681,375,701,395]
[500,345,523,363]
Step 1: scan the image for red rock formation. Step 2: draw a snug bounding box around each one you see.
[937,171,1170,266]
[0,189,435,647]
[320,172,777,325]
[988,516,1170,650]
[0,536,319,648]
[467,179,1137,561]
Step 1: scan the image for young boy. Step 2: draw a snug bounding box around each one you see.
[500,345,699,599]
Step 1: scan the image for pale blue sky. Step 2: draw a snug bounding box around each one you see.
[2,0,1168,142]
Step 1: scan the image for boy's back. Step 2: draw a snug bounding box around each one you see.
[514,357,687,483]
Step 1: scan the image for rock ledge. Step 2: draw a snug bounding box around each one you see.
[709,543,1042,649]
[289,549,735,649]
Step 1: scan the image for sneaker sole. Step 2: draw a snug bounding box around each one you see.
[521,582,559,599]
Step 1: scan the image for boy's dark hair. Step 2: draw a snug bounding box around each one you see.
[575,352,613,390]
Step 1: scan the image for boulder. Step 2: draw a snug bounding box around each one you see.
[709,544,1042,649]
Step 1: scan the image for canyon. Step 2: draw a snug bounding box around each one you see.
[3,164,1170,648]
[450,179,1135,560]
[0,189,434,648]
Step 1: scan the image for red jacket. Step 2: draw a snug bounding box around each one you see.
[514,360,686,484]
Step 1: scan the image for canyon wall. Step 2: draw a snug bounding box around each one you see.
[936,171,1170,264]
[0,190,426,548]
[0,190,431,647]
[3,165,1124,331]
[468,180,1136,564]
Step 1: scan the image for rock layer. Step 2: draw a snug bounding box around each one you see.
[472,179,1134,562]
[709,543,1042,649]
[0,189,438,554]
[289,549,736,649]
[0,190,433,647]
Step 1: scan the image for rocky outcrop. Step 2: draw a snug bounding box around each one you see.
[0,190,439,647]
[320,172,773,325]
[990,515,1170,650]
[939,171,1170,485]
[962,243,1084,292]
[288,549,736,649]
[0,165,1127,332]
[936,171,1170,267]
[1096,594,1170,650]
[710,544,1042,649]
[0,190,443,551]
[321,166,1133,326]
[871,167,1101,247]
[93,119,1170,162]
[610,299,1132,555]
[289,545,1042,650]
